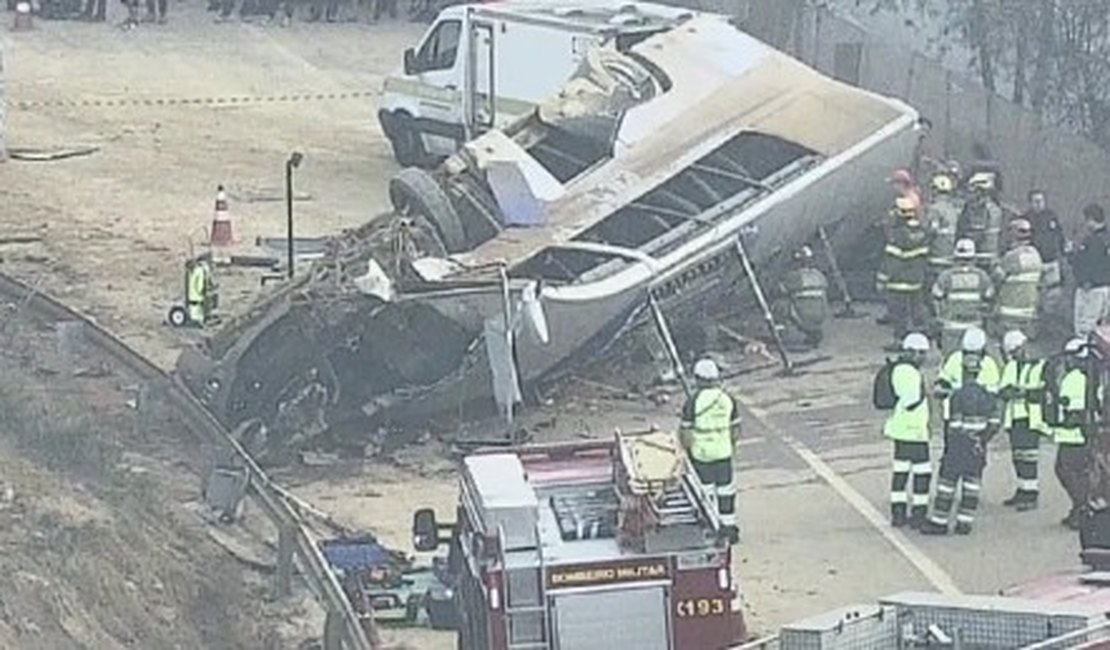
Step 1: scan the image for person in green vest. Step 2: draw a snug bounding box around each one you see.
[883,332,932,528]
[186,259,212,327]
[998,329,1049,511]
[774,245,829,352]
[1054,337,1095,529]
[680,358,741,544]
[934,326,1001,429]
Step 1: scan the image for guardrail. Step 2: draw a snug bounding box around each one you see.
[0,272,374,650]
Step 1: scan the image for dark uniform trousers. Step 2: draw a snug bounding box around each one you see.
[1056,443,1090,514]
[1009,418,1041,498]
[891,440,931,524]
[930,429,985,529]
[692,458,736,530]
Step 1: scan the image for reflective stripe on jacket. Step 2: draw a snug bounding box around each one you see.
[932,265,994,328]
[784,267,829,326]
[187,264,207,304]
[881,220,929,292]
[884,363,929,442]
[1000,358,1047,433]
[993,244,1043,320]
[1054,368,1087,446]
[690,387,735,462]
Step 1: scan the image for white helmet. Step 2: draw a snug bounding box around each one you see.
[954,238,977,259]
[1065,337,1089,358]
[902,332,930,352]
[961,326,987,353]
[1002,330,1028,353]
[693,358,720,381]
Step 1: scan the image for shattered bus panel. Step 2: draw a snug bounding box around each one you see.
[176,12,920,451]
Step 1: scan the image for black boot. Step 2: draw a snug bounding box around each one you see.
[1063,509,1082,530]
[954,522,973,535]
[891,506,908,529]
[1015,492,1039,512]
[1002,490,1022,507]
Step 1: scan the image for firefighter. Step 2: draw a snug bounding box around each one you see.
[925,172,964,278]
[774,245,829,352]
[935,326,1001,442]
[186,259,212,327]
[1053,338,1094,529]
[680,358,740,544]
[883,332,932,528]
[931,238,994,356]
[919,349,999,535]
[957,172,1004,269]
[879,197,929,351]
[991,219,1043,340]
[999,329,1049,511]
[1069,203,1110,338]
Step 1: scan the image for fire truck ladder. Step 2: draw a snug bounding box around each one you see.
[502,522,551,650]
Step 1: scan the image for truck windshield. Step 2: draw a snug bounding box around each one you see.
[417,19,462,71]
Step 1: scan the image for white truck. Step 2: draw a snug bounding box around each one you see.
[376,1,697,166]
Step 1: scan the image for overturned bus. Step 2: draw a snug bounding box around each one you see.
[177,13,921,452]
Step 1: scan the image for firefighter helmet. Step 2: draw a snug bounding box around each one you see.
[961,326,987,353]
[954,238,976,259]
[930,174,955,194]
[1002,330,1028,353]
[1064,337,1089,358]
[902,332,930,352]
[968,172,994,191]
[888,169,914,187]
[1010,218,1032,240]
[693,358,720,381]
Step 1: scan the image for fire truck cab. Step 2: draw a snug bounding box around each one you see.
[412,432,746,650]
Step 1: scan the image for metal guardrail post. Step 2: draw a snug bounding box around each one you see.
[274,522,295,599]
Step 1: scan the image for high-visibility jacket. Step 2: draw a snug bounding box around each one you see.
[1054,367,1088,446]
[187,263,208,305]
[936,351,1001,420]
[688,388,736,462]
[878,219,929,293]
[884,362,930,442]
[958,197,1004,262]
[926,195,964,268]
[999,357,1047,433]
[783,267,829,327]
[993,244,1043,321]
[931,265,994,330]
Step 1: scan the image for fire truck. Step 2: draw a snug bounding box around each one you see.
[412,431,746,650]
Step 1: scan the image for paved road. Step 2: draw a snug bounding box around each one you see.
[726,305,1081,634]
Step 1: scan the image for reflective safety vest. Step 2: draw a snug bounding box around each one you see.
[931,265,994,329]
[884,362,930,442]
[937,351,1001,420]
[959,197,1004,261]
[993,244,1043,321]
[879,220,929,293]
[187,263,208,305]
[690,388,735,462]
[926,196,963,267]
[1054,368,1088,446]
[784,267,829,327]
[999,357,1047,433]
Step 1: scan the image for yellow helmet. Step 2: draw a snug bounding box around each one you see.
[930,174,954,194]
[893,196,917,218]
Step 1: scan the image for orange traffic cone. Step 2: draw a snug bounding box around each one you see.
[209,185,234,247]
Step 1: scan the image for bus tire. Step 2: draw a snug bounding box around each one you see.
[381,110,427,168]
[389,167,468,253]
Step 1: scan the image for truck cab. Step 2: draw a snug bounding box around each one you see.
[412,433,746,649]
[377,1,694,166]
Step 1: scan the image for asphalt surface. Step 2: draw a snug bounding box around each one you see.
[725,303,1081,634]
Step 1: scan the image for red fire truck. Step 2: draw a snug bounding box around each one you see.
[412,432,746,650]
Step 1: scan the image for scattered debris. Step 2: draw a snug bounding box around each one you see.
[8,146,100,161]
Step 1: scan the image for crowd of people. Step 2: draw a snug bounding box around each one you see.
[874,161,1110,536]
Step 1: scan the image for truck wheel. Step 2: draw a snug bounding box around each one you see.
[384,112,427,168]
[168,305,188,328]
[389,167,468,254]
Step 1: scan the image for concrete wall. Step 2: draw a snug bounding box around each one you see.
[662,0,1110,238]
